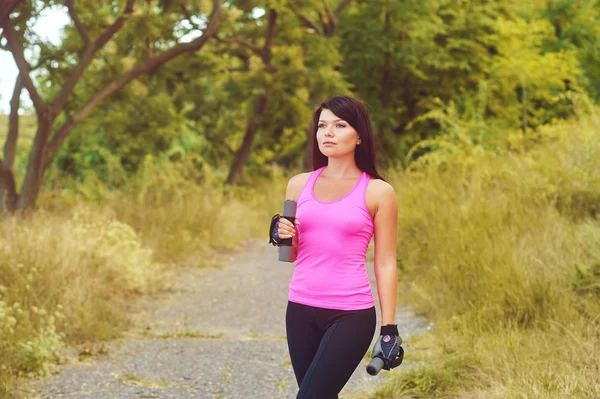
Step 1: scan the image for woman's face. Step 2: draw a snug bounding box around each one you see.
[316,109,360,157]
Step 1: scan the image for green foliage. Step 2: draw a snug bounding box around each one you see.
[5,0,597,187]
[3,0,600,189]
[338,0,595,167]
[52,86,186,182]
[541,0,600,100]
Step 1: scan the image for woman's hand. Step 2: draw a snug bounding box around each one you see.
[278,218,300,248]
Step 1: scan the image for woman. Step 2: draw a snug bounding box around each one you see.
[271,96,402,398]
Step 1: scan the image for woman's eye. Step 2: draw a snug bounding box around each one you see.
[318,124,326,129]
[336,123,346,128]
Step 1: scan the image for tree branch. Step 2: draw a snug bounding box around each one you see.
[4,73,22,169]
[323,0,335,26]
[51,0,135,112]
[65,0,90,46]
[180,4,193,21]
[227,49,250,64]
[294,10,324,35]
[180,3,205,31]
[0,161,18,214]
[0,19,45,111]
[92,0,135,53]
[262,9,277,64]
[334,0,353,20]
[215,36,263,57]
[0,0,22,26]
[0,40,22,212]
[318,7,334,37]
[44,0,223,166]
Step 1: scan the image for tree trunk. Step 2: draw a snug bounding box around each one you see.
[224,10,276,185]
[4,73,22,167]
[1,0,223,215]
[15,112,53,213]
[225,95,268,185]
[0,72,22,215]
[522,84,527,135]
[293,2,353,170]
[0,0,21,25]
[0,163,18,214]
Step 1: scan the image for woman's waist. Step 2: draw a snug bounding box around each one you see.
[290,265,371,289]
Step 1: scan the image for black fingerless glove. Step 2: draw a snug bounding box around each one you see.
[269,214,281,246]
[371,324,404,370]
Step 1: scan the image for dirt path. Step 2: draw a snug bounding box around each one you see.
[28,239,428,399]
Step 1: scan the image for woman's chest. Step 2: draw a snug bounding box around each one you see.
[296,201,373,237]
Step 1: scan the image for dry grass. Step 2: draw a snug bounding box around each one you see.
[0,156,286,395]
[371,113,600,398]
[0,206,169,394]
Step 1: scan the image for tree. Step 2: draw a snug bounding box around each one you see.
[216,0,355,184]
[222,6,277,185]
[0,0,222,214]
[290,0,354,169]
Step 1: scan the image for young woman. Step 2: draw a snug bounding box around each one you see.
[271,96,401,398]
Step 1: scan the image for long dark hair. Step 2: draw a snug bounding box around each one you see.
[311,96,386,181]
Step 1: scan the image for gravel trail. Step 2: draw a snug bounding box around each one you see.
[28,239,428,399]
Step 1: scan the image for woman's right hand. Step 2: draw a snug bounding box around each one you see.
[278,218,300,247]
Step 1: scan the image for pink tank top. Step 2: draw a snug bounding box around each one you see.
[288,166,375,310]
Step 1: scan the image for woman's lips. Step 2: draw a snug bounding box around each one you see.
[323,142,336,146]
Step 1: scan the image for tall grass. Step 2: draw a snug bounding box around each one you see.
[373,114,600,398]
[40,156,286,266]
[104,157,285,267]
[0,151,285,396]
[0,207,167,396]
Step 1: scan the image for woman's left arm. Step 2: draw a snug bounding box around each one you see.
[373,182,398,325]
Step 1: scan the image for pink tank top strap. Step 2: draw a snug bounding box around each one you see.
[297,166,325,204]
[357,170,370,194]
[345,170,370,210]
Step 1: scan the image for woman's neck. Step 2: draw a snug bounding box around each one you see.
[322,158,361,179]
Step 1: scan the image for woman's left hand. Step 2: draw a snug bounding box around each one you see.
[371,324,403,370]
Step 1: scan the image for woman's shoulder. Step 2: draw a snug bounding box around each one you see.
[367,178,395,194]
[366,178,396,218]
[285,171,313,201]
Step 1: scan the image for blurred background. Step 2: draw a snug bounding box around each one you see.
[0,1,599,398]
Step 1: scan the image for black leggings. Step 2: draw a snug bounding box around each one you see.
[285,301,376,399]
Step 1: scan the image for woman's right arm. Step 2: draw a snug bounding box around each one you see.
[285,173,308,202]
